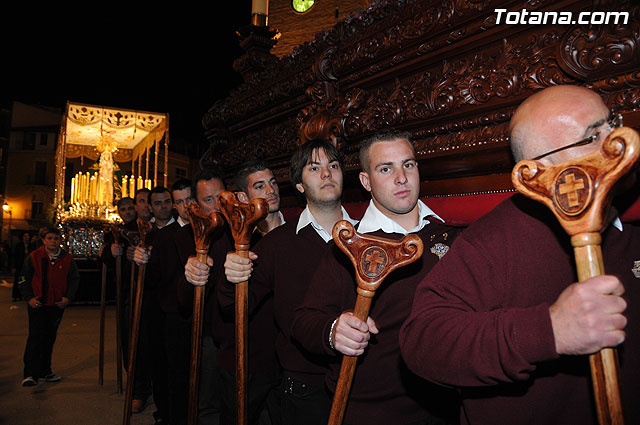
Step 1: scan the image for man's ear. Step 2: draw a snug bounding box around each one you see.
[359,171,371,192]
[295,183,305,194]
[237,191,249,203]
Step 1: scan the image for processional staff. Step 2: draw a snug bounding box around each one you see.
[111,224,124,394]
[99,243,107,386]
[512,126,640,425]
[122,219,155,425]
[186,204,225,425]
[327,220,423,425]
[217,190,268,425]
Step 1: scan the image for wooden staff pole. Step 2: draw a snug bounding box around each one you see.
[122,219,154,425]
[115,250,123,393]
[217,191,268,425]
[99,261,107,385]
[327,221,423,425]
[111,225,124,394]
[186,204,225,425]
[512,126,640,425]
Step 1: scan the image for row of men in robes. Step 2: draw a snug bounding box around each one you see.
[105,85,639,425]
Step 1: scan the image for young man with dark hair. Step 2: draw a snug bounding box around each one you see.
[149,186,175,229]
[117,196,137,225]
[187,162,284,425]
[19,227,79,386]
[290,132,461,425]
[134,179,195,425]
[222,140,358,425]
[233,159,284,234]
[178,170,228,425]
[134,188,152,223]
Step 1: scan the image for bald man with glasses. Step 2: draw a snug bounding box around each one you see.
[400,85,640,425]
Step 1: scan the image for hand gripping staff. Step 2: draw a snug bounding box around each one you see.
[122,219,155,425]
[217,190,269,425]
[328,220,424,425]
[512,126,640,425]
[111,224,124,393]
[186,204,225,425]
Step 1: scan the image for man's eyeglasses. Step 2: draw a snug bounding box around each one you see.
[532,114,623,161]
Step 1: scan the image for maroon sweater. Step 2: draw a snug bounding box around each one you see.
[400,194,640,425]
[182,225,279,374]
[218,220,338,388]
[291,222,461,425]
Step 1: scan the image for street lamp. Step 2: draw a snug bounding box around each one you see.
[3,202,12,242]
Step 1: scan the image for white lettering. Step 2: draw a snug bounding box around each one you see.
[494,9,628,25]
[578,12,590,24]
[606,11,628,24]
[558,12,572,24]
[529,11,542,25]
[542,11,557,25]
[591,11,605,24]
[506,11,520,24]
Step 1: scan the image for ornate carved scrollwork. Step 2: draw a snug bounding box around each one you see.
[558,2,640,81]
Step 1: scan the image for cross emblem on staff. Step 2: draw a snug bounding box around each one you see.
[558,173,585,207]
[364,248,387,275]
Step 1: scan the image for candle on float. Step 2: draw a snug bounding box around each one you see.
[70,177,75,204]
[252,0,268,15]
[85,172,91,203]
[130,175,135,198]
[137,176,143,192]
[91,174,97,204]
[122,175,128,199]
[99,176,105,205]
[145,179,151,190]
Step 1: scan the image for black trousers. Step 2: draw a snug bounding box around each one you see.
[139,297,170,420]
[275,375,331,425]
[219,367,281,425]
[164,312,191,425]
[23,305,64,380]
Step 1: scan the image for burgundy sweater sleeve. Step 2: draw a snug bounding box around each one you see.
[217,236,274,317]
[400,220,559,388]
[291,243,352,356]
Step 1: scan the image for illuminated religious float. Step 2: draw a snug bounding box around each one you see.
[54,102,169,258]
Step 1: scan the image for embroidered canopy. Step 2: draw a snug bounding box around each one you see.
[55,101,170,205]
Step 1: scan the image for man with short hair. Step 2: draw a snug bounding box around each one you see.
[148,186,175,229]
[188,161,285,425]
[222,140,358,425]
[233,160,285,234]
[291,132,461,425]
[178,169,228,425]
[134,179,194,425]
[19,227,79,386]
[399,85,640,424]
[135,188,152,223]
[117,196,137,225]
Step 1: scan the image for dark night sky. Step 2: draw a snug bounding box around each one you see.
[5,4,252,154]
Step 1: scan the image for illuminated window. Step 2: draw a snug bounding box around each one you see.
[292,0,314,13]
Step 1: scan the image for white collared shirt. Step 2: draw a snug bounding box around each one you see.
[151,216,175,230]
[356,199,444,235]
[177,216,188,228]
[296,206,359,243]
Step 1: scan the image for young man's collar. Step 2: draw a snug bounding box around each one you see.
[150,216,175,229]
[177,216,188,227]
[296,205,359,243]
[357,199,444,235]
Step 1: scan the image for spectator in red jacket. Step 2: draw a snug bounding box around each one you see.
[19,227,79,387]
